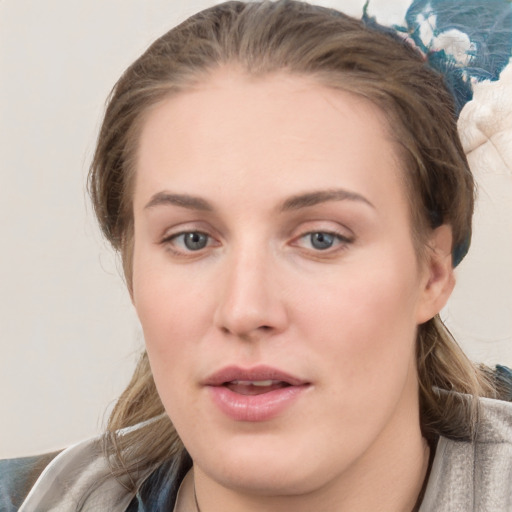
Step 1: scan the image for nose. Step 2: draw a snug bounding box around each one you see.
[213,244,288,340]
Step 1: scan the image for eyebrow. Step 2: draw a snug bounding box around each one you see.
[280,189,374,211]
[144,192,213,211]
[144,188,374,212]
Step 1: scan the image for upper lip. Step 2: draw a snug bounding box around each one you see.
[202,365,308,386]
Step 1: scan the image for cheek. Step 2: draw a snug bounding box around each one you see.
[292,265,422,454]
[294,257,421,387]
[132,252,212,383]
[134,271,208,424]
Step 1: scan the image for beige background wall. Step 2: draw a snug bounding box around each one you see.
[1,0,510,458]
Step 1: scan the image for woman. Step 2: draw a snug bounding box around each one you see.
[2,1,511,511]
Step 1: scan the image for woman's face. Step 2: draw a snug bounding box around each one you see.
[131,70,446,496]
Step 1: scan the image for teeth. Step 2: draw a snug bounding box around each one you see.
[232,379,275,386]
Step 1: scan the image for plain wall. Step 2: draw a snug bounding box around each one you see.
[1,0,510,459]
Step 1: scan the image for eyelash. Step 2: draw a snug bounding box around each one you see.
[161,228,353,257]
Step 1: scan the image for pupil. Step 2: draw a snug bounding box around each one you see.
[311,232,334,250]
[185,232,207,250]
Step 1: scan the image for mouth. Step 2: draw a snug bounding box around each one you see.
[203,365,308,390]
[223,379,293,396]
[203,365,310,422]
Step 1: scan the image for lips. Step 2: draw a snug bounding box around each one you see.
[203,365,307,386]
[203,365,310,421]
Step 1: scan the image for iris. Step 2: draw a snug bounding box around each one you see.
[310,232,335,250]
[182,232,208,251]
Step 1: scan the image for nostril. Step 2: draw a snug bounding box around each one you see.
[219,323,274,340]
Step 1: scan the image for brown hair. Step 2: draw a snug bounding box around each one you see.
[89,0,500,491]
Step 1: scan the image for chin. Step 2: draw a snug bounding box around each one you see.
[192,436,344,497]
[210,462,319,496]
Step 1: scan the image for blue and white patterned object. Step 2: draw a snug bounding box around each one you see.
[398,0,512,114]
[363,0,512,115]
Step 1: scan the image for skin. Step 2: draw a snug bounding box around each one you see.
[131,69,455,512]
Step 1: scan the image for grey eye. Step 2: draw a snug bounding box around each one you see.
[310,232,335,250]
[183,232,209,251]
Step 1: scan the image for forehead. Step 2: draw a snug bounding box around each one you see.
[134,69,406,215]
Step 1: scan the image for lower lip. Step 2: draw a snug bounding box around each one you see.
[207,385,309,422]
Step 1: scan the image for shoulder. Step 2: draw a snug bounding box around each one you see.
[477,364,512,445]
[1,437,117,511]
[7,435,134,511]
[478,393,512,441]
[0,451,61,512]
[2,430,189,512]
[421,397,512,511]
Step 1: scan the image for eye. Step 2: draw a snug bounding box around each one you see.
[295,230,352,252]
[168,231,211,251]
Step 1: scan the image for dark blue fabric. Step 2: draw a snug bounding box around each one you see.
[125,451,192,511]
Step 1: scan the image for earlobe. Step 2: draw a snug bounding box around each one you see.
[416,224,456,324]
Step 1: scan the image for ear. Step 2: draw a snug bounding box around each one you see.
[416,224,456,324]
